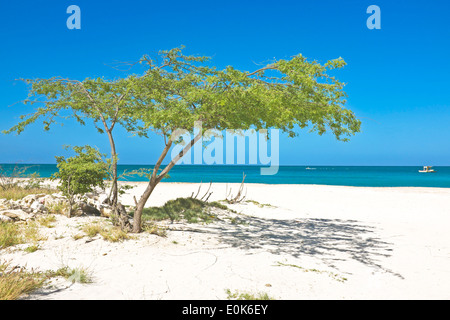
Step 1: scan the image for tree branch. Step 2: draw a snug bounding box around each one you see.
[156,131,202,183]
[246,65,277,77]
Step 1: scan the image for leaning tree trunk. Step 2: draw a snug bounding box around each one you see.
[132,179,157,233]
[131,132,203,233]
[105,129,119,207]
[105,128,131,231]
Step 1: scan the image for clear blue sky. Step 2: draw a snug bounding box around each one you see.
[0,0,449,166]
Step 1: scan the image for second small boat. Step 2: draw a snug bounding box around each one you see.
[419,166,436,173]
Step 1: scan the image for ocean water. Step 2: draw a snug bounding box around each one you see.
[1,164,450,188]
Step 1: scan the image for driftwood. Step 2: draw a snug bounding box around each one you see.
[191,181,213,202]
[225,173,247,203]
[112,202,131,231]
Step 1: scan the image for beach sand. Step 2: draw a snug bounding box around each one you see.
[3,182,450,300]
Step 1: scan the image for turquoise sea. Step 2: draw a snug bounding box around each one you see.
[1,164,450,188]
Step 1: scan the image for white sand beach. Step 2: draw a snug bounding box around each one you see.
[2,182,450,300]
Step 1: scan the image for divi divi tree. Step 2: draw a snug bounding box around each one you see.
[4,47,361,233]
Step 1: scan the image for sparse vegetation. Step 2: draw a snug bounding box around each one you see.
[0,165,55,200]
[0,260,96,300]
[0,221,45,250]
[0,259,95,300]
[142,221,167,237]
[81,221,131,242]
[139,197,227,224]
[225,288,275,300]
[48,266,93,284]
[72,233,84,241]
[0,222,23,249]
[0,261,47,300]
[228,216,248,226]
[37,215,56,228]
[46,202,70,215]
[275,261,347,282]
[21,221,46,244]
[0,186,54,201]
[23,244,40,253]
[81,222,103,238]
[246,199,275,208]
[100,227,130,242]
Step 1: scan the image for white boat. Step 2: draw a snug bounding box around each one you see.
[305,167,316,170]
[419,166,436,173]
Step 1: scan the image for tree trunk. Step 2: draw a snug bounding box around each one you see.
[105,129,118,207]
[132,178,157,233]
[131,132,203,233]
[114,202,131,231]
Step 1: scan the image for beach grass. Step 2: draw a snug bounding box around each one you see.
[48,266,93,284]
[0,186,54,201]
[225,289,275,300]
[80,222,131,242]
[0,221,46,251]
[139,197,228,224]
[0,261,47,300]
[0,222,23,249]
[142,221,168,237]
[37,215,57,228]
[0,261,96,300]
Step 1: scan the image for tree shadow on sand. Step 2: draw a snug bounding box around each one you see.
[181,214,402,278]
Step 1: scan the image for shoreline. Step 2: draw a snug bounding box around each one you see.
[12,177,450,190]
[3,164,450,189]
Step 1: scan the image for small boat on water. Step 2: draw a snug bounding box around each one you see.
[305,167,316,170]
[419,166,436,173]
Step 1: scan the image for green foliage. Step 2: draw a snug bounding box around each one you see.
[0,261,47,300]
[134,46,360,142]
[80,221,131,242]
[120,167,169,182]
[0,222,22,249]
[37,215,57,228]
[0,221,45,250]
[139,197,226,224]
[5,46,361,155]
[48,266,93,284]
[3,76,143,136]
[52,145,108,216]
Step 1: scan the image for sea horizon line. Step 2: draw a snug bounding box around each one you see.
[1,163,449,167]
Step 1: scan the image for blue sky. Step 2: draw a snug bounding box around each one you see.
[0,0,449,166]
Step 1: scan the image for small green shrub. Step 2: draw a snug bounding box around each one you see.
[52,145,108,217]
[139,197,227,224]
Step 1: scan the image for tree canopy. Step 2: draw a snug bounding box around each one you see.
[134,47,359,140]
[4,46,361,232]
